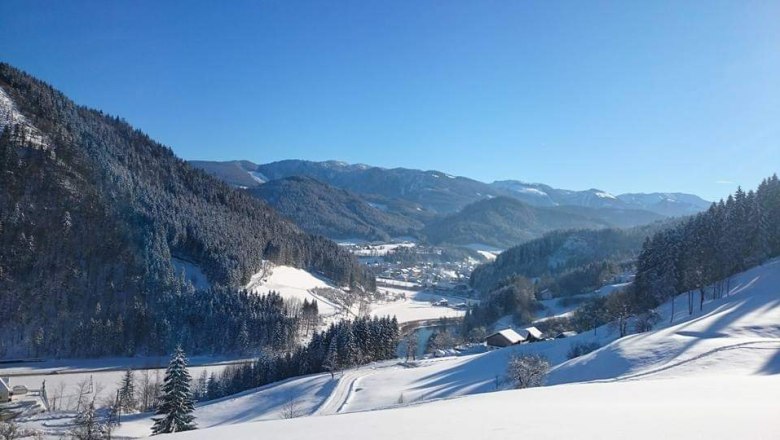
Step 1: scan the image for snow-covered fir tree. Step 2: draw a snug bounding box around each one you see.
[118,368,136,412]
[71,399,107,440]
[151,347,196,435]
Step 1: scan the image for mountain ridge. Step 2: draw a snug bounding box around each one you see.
[192,159,710,217]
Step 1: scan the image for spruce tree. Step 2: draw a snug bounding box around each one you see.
[322,339,339,378]
[118,368,136,412]
[151,347,196,435]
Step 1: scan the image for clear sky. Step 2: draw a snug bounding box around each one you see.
[1,1,779,201]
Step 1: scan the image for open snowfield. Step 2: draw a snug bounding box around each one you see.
[244,263,344,316]
[463,243,503,261]
[351,242,416,257]
[113,374,337,438]
[370,286,469,323]
[1,356,248,413]
[164,375,780,440]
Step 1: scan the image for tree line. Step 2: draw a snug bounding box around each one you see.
[634,175,780,315]
[200,316,399,401]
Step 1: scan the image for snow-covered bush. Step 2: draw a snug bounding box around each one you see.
[506,354,550,389]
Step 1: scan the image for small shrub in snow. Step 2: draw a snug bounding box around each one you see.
[0,422,19,440]
[634,310,661,333]
[567,341,602,360]
[506,354,550,389]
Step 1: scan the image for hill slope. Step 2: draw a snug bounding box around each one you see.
[423,196,611,248]
[493,180,711,216]
[549,258,780,384]
[189,160,264,188]
[469,225,669,294]
[113,260,780,439]
[256,159,496,214]
[249,176,422,241]
[0,63,372,357]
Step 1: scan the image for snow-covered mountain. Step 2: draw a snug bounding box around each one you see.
[492,180,710,216]
[191,160,710,218]
[617,192,713,216]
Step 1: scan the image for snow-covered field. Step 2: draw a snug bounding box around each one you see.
[164,375,780,440]
[114,374,337,438]
[241,263,467,324]
[370,286,469,323]
[350,242,416,257]
[462,243,503,261]
[244,263,345,316]
[1,356,248,414]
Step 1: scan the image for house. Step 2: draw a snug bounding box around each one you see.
[485,329,525,347]
[0,377,11,403]
[518,326,544,342]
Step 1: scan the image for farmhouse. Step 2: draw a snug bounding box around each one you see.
[519,326,544,342]
[485,329,525,347]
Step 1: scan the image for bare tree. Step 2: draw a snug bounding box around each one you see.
[0,422,19,440]
[50,382,67,411]
[506,354,550,389]
[74,377,93,413]
[279,394,301,419]
[136,369,161,412]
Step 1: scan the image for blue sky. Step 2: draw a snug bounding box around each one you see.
[1,1,779,201]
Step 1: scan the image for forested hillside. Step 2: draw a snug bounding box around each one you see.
[634,175,780,311]
[423,197,609,248]
[249,176,422,241]
[469,224,672,295]
[424,196,667,248]
[0,64,373,358]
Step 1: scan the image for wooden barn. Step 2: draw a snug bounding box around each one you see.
[519,326,544,342]
[485,329,525,347]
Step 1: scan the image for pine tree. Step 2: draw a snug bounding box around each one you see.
[151,347,196,435]
[118,368,136,412]
[71,399,106,440]
[322,339,339,379]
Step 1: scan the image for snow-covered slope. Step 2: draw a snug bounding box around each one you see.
[115,374,337,438]
[0,85,50,149]
[161,375,780,440]
[244,263,344,316]
[549,258,780,384]
[78,260,780,439]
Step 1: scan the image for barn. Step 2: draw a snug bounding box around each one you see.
[519,326,544,342]
[485,329,525,347]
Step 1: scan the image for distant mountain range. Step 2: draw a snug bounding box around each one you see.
[191,159,710,246]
